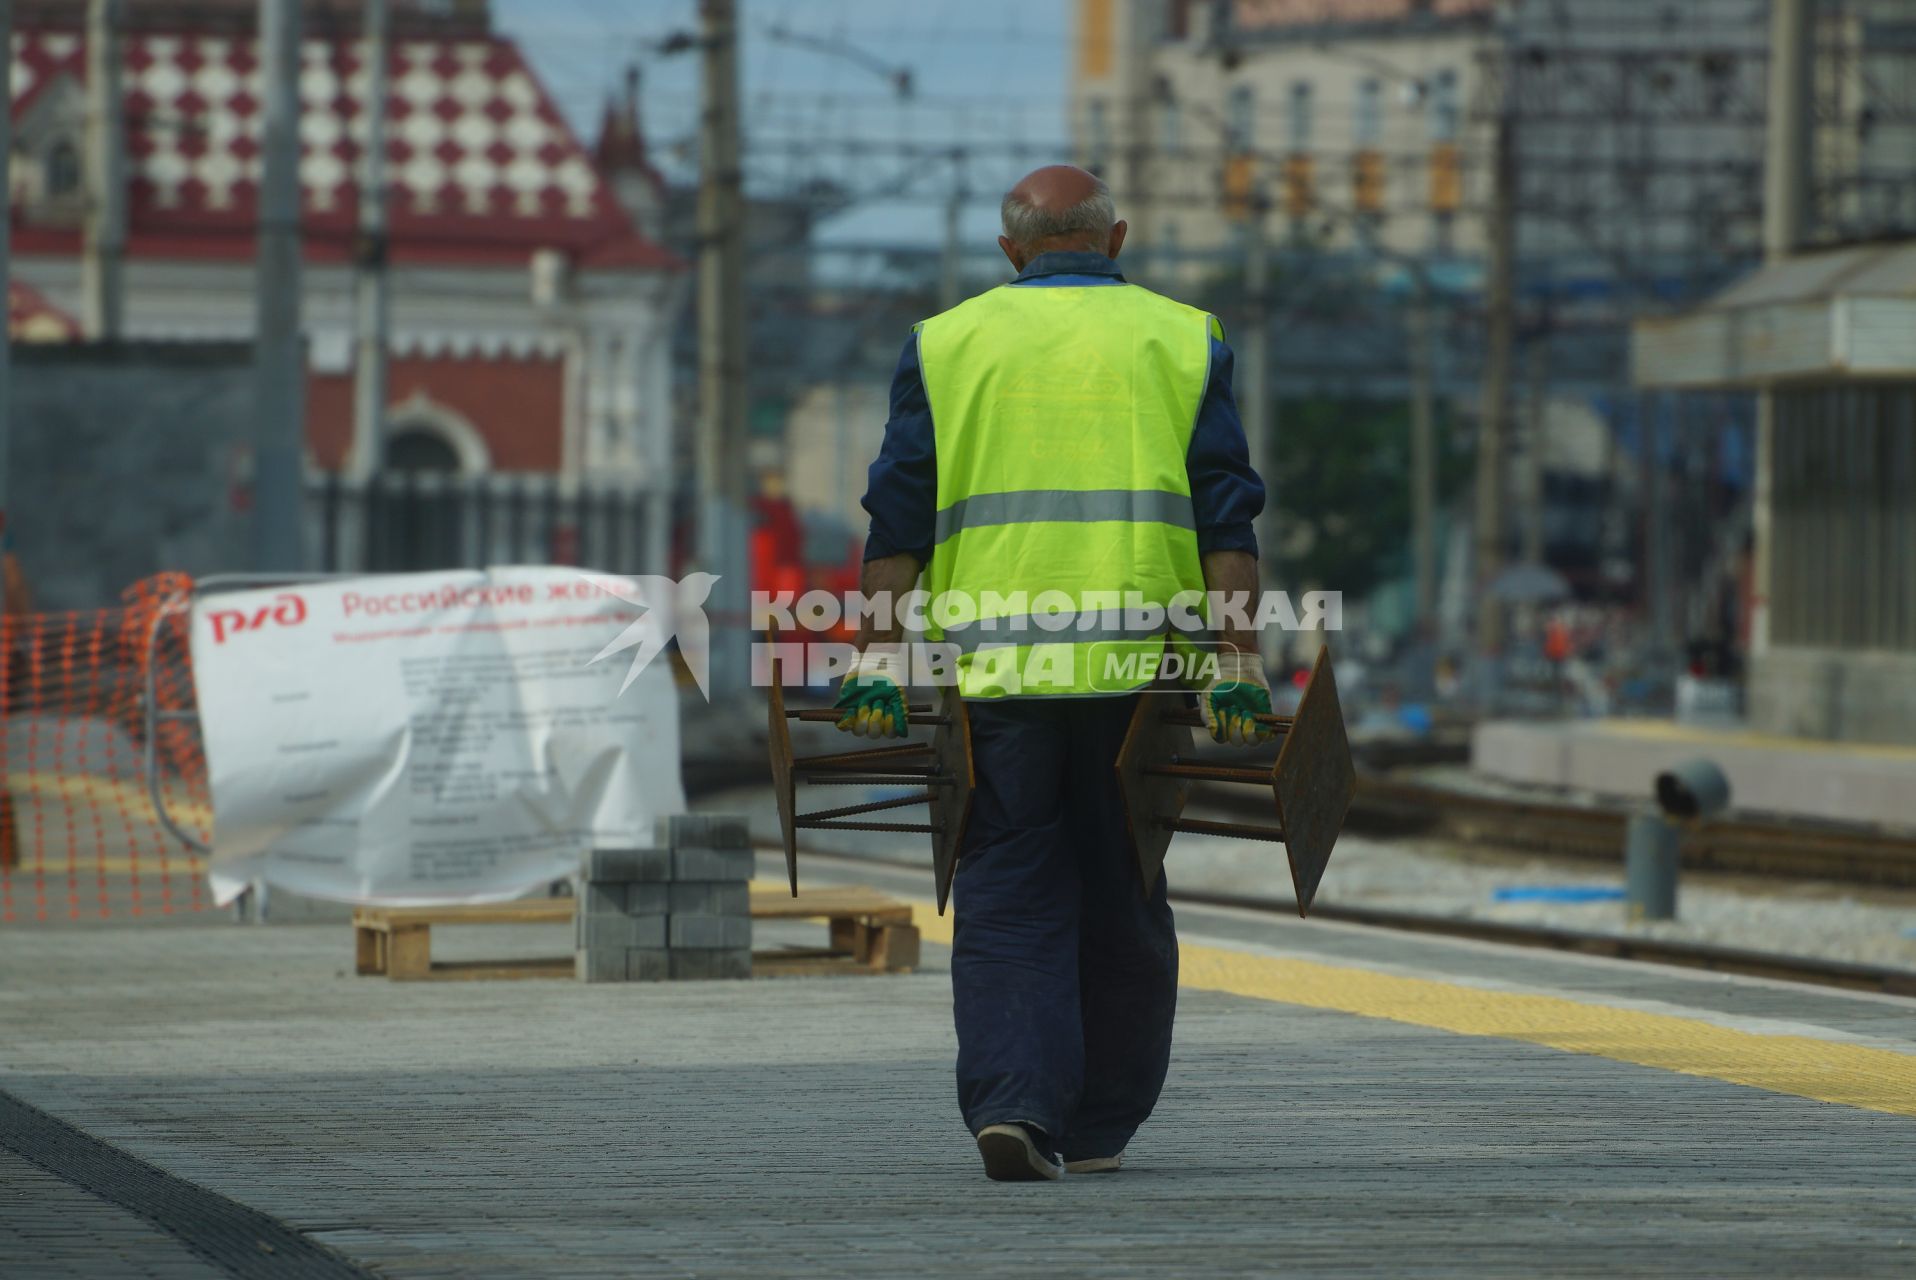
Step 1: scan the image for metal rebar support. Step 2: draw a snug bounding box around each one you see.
[796,791,939,824]
[1160,710,1293,730]
[797,821,939,835]
[796,760,940,775]
[794,772,952,787]
[793,743,932,769]
[1161,816,1286,843]
[1146,762,1274,784]
[788,707,951,726]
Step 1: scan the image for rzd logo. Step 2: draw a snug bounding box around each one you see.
[207,593,308,644]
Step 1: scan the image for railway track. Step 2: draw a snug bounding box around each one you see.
[1312,775,1916,889]
[1203,891,1916,998]
[696,738,1916,999]
[780,844,1916,1001]
[700,748,1916,891]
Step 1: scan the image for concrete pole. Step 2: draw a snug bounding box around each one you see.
[82,0,127,340]
[1752,0,1812,661]
[1751,395,1773,657]
[833,379,849,525]
[1641,391,1671,647]
[644,320,674,577]
[1764,0,1813,262]
[1474,100,1515,659]
[0,0,12,619]
[695,0,744,514]
[1520,338,1546,567]
[252,0,308,571]
[1122,0,1154,280]
[1408,269,1436,635]
[350,0,392,481]
[696,0,748,696]
[940,164,964,311]
[1241,187,1274,585]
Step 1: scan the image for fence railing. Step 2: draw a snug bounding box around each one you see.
[5,480,675,922]
[2,574,210,922]
[308,471,672,577]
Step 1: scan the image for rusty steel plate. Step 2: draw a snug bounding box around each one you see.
[1271,645,1356,917]
[1114,686,1194,895]
[928,686,975,915]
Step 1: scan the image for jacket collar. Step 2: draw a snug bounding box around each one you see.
[1014,251,1127,282]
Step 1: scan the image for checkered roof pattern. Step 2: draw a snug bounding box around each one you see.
[11,26,672,268]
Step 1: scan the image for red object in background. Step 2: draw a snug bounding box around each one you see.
[1544,617,1572,663]
[750,496,862,642]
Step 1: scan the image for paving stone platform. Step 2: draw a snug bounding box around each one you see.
[0,1148,219,1280]
[4,853,1916,1278]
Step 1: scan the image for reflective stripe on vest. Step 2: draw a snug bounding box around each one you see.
[938,611,1182,654]
[915,280,1217,698]
[934,488,1196,545]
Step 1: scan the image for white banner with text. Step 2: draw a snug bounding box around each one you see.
[188,567,685,906]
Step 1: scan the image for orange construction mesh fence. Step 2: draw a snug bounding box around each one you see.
[1,573,214,923]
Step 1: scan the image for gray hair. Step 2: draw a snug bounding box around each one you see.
[1000,177,1116,249]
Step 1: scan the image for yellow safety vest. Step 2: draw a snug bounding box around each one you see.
[916,279,1219,698]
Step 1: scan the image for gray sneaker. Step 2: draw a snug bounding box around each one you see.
[1063,1152,1124,1174]
[976,1123,1063,1182]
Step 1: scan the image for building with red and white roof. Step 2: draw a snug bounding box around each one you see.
[8,279,83,343]
[9,0,684,487]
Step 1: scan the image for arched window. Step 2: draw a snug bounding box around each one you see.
[375,392,491,475]
[383,426,461,472]
[46,139,81,199]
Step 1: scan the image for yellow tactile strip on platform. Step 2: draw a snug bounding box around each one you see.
[908,900,1916,1121]
[1589,716,1916,762]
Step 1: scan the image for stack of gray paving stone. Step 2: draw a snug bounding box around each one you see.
[575,814,754,983]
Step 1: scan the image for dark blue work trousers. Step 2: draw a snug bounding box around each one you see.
[950,694,1179,1160]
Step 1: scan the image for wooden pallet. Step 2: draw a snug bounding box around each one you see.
[352,886,921,981]
[353,900,575,982]
[749,886,921,978]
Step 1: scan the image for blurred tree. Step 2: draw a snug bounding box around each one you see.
[1263,396,1468,601]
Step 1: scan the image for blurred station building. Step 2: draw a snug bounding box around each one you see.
[1070,0,1915,729]
[1068,0,1772,670]
[1635,236,1916,748]
[8,0,683,587]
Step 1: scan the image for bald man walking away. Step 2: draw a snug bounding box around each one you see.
[838,166,1272,1181]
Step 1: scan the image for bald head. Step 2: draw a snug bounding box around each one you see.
[998,164,1127,272]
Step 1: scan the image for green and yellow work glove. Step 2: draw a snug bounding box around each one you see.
[1199,649,1277,747]
[833,649,910,739]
